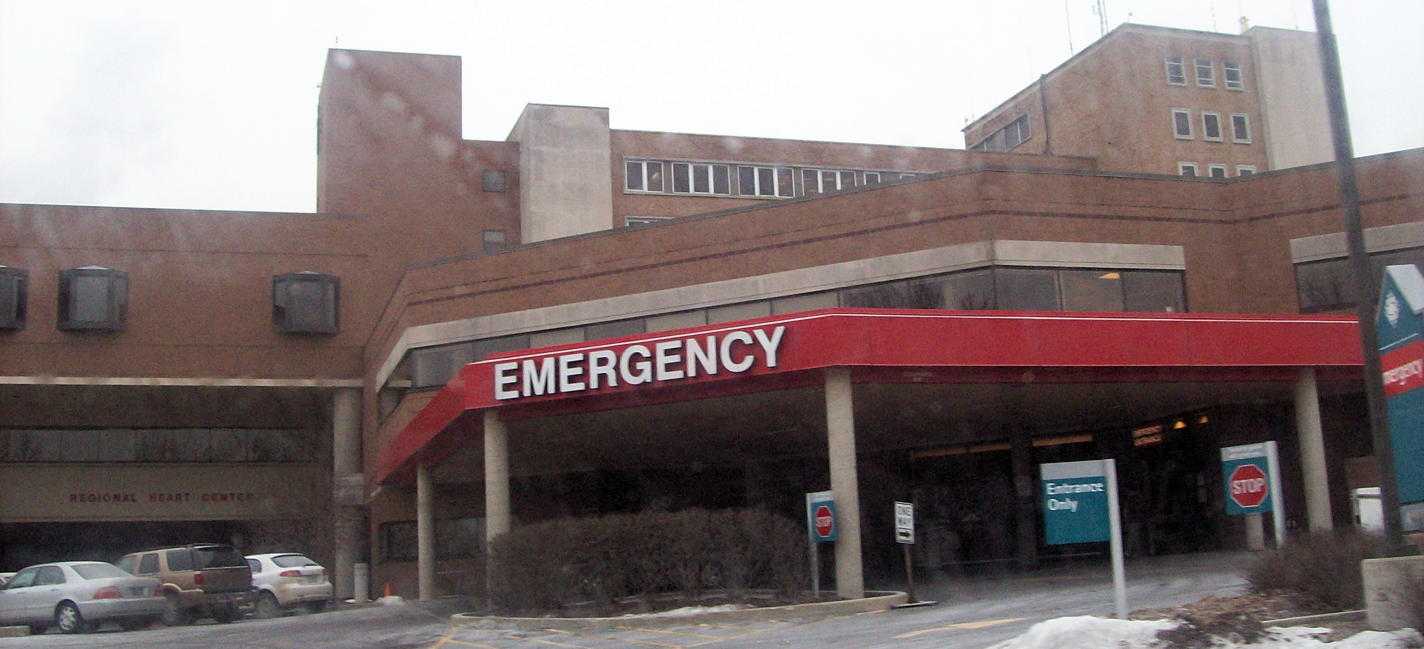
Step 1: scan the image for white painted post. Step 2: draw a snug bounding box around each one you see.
[1104,459,1128,620]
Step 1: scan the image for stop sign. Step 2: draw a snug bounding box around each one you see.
[814,504,835,538]
[1229,463,1270,508]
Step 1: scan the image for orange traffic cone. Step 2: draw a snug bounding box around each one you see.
[383,583,391,598]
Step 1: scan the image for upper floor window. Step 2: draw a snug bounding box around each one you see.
[1230,114,1252,143]
[482,170,507,193]
[864,172,882,185]
[1165,56,1186,85]
[1172,108,1193,139]
[0,266,26,330]
[1223,61,1244,90]
[1201,112,1223,141]
[272,271,339,334]
[625,160,664,192]
[57,266,127,332]
[482,230,507,254]
[803,169,857,195]
[1207,164,1228,179]
[1296,246,1424,312]
[1178,162,1199,177]
[970,115,1031,152]
[1195,58,1215,87]
[840,267,1186,314]
[1236,165,1256,177]
[736,165,793,198]
[670,162,731,195]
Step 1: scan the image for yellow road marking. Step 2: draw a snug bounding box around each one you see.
[425,637,450,649]
[501,633,587,648]
[893,617,1027,639]
[695,622,764,631]
[615,625,725,640]
[545,627,684,648]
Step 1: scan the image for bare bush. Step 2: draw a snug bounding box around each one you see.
[487,508,808,615]
[1245,530,1389,612]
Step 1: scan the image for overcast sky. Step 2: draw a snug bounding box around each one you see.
[0,0,1419,213]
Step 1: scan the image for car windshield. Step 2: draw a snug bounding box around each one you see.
[272,554,316,568]
[72,563,131,580]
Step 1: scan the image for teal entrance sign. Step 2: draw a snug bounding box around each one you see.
[1040,459,1126,618]
[1378,264,1424,531]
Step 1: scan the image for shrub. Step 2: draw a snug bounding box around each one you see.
[1244,530,1389,611]
[487,507,807,615]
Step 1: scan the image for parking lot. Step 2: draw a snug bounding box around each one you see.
[0,553,1251,649]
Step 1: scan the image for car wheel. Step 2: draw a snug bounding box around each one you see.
[212,602,242,623]
[161,592,192,626]
[254,592,281,617]
[303,600,328,614]
[55,601,90,634]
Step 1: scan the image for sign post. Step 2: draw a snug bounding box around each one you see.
[1221,441,1285,547]
[1041,459,1127,619]
[805,491,836,597]
[894,501,916,603]
[1378,264,1424,533]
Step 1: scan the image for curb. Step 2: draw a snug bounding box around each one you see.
[0,626,29,638]
[1263,610,1366,627]
[451,591,909,630]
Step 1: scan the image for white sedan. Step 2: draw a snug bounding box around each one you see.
[245,553,333,618]
[0,562,163,634]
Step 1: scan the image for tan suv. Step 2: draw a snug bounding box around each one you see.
[116,543,252,625]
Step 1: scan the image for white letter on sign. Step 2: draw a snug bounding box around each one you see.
[587,349,618,389]
[621,345,652,385]
[753,326,786,368]
[654,340,685,381]
[558,353,586,393]
[720,331,755,373]
[494,362,520,400]
[522,357,556,396]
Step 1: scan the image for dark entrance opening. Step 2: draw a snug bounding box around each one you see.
[0,521,252,570]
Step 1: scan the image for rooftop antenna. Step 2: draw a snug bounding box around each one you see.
[1064,0,1076,54]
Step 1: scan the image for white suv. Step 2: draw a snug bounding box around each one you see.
[245,553,333,618]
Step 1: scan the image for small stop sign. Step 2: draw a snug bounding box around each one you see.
[814,504,835,538]
[1229,463,1269,509]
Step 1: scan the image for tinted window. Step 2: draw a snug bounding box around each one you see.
[35,566,65,585]
[138,553,159,574]
[996,268,1059,310]
[7,567,38,588]
[73,563,130,580]
[1123,270,1186,313]
[1060,270,1125,312]
[272,554,317,568]
[246,559,261,573]
[166,549,194,571]
[194,545,246,569]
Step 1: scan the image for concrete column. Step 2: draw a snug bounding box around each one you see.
[824,368,864,600]
[1295,367,1333,532]
[331,388,362,600]
[416,463,435,601]
[484,410,511,543]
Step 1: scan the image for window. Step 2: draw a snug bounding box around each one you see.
[1165,56,1186,85]
[671,162,691,193]
[1172,108,1193,139]
[625,160,664,192]
[970,115,1031,152]
[138,554,159,575]
[1178,162,1199,177]
[1061,270,1125,312]
[0,266,25,330]
[381,521,417,562]
[1230,113,1251,143]
[1296,246,1424,312]
[625,215,675,227]
[736,165,792,197]
[996,268,1060,310]
[863,171,881,185]
[802,169,856,195]
[3,427,310,463]
[1201,112,1222,141]
[1223,61,1243,90]
[1195,58,1214,87]
[1207,164,1228,179]
[1123,270,1187,313]
[482,230,506,254]
[481,169,506,192]
[272,271,339,334]
[1236,165,1256,176]
[381,519,487,561]
[57,266,127,331]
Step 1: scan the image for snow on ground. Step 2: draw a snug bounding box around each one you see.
[625,604,749,618]
[986,616,1424,649]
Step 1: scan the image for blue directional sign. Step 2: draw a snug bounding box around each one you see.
[1378,264,1424,530]
[1041,460,1112,545]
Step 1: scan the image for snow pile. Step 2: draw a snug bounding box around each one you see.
[987,616,1424,649]
[633,604,748,618]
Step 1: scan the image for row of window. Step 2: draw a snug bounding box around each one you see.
[1165,56,1244,90]
[2,428,313,463]
[1172,108,1251,143]
[624,159,916,199]
[1295,246,1424,313]
[969,115,1032,153]
[381,517,486,561]
[1178,162,1256,178]
[0,266,339,334]
[399,266,1187,390]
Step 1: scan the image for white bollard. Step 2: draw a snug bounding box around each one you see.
[354,562,370,604]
